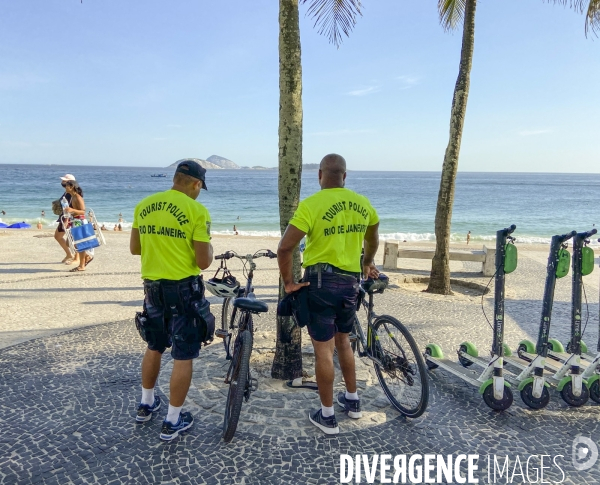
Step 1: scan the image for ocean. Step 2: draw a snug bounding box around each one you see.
[0,164,598,245]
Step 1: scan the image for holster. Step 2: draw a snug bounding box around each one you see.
[190,297,215,345]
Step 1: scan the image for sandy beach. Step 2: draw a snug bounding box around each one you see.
[1,228,598,351]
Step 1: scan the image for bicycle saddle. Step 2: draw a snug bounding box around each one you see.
[361,274,389,294]
[232,294,269,313]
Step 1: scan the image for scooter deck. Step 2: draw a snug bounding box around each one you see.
[546,351,595,369]
[425,356,483,388]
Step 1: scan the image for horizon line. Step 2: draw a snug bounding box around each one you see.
[1,163,600,176]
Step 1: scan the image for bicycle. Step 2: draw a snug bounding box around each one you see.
[350,274,429,418]
[210,249,277,442]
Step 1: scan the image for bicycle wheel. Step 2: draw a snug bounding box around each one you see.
[221,297,240,359]
[371,315,429,418]
[223,329,253,443]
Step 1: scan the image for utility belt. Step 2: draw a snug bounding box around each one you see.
[136,274,215,346]
[304,263,361,289]
[143,275,202,318]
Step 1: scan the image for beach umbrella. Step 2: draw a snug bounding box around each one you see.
[7,222,31,229]
[0,222,8,228]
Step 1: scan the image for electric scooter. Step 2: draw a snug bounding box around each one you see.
[501,231,577,409]
[587,238,600,403]
[518,229,596,407]
[424,225,517,411]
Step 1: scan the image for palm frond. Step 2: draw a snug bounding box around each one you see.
[300,0,363,47]
[438,0,467,32]
[585,0,600,35]
[546,0,600,36]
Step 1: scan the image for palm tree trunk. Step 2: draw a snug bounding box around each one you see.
[272,0,304,380]
[427,0,477,295]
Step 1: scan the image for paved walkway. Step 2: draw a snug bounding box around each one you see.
[1,234,599,483]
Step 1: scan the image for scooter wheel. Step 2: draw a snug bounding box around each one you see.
[560,380,590,407]
[482,384,513,411]
[424,347,438,370]
[517,343,532,362]
[589,380,600,404]
[458,344,474,368]
[519,382,550,410]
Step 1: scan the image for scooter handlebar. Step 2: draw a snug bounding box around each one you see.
[557,230,577,243]
[576,228,597,239]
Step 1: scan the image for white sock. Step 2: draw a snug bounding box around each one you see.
[166,404,183,424]
[345,391,359,401]
[321,405,335,418]
[141,387,155,406]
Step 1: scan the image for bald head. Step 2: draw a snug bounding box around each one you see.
[318,154,347,189]
[320,154,346,176]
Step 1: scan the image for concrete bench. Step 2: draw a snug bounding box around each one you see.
[382,241,496,276]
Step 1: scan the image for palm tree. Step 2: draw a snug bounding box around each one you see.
[271,0,363,379]
[427,0,599,294]
[426,0,478,295]
[271,0,305,380]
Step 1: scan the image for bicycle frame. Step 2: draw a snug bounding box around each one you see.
[353,287,388,368]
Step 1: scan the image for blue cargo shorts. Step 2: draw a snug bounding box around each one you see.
[304,271,360,342]
[142,277,203,360]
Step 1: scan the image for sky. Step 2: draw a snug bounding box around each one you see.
[0,0,598,172]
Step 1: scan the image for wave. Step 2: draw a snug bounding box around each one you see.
[3,219,597,246]
[0,217,133,230]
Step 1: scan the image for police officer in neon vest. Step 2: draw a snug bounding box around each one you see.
[130,159,214,441]
[278,154,380,435]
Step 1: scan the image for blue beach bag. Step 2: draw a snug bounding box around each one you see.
[71,223,100,252]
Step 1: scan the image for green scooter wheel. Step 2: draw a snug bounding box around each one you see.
[482,384,513,411]
[424,346,439,370]
[517,340,535,361]
[566,340,588,355]
[458,342,478,368]
[590,380,600,404]
[519,382,550,410]
[560,380,590,407]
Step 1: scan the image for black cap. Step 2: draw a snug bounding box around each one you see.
[175,159,207,190]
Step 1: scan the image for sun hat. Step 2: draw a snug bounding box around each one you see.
[60,174,76,181]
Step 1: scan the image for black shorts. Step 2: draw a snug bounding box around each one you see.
[305,272,360,342]
[142,277,204,360]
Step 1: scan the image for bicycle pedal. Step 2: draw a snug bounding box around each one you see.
[249,378,258,392]
[215,329,229,339]
[349,333,358,342]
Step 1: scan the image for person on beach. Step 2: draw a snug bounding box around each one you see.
[130,159,213,441]
[467,231,471,245]
[41,210,45,218]
[54,174,77,264]
[64,181,94,272]
[1,210,5,216]
[233,224,238,235]
[277,154,380,435]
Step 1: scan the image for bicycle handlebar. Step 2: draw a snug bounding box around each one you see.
[214,249,277,261]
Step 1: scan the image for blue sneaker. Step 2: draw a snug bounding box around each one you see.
[337,392,362,419]
[308,409,339,435]
[136,395,161,423]
[160,412,194,441]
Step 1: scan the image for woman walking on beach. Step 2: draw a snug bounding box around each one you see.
[63,181,94,272]
[54,175,77,264]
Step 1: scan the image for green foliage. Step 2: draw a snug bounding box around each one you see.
[301,0,363,47]
[438,0,467,31]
